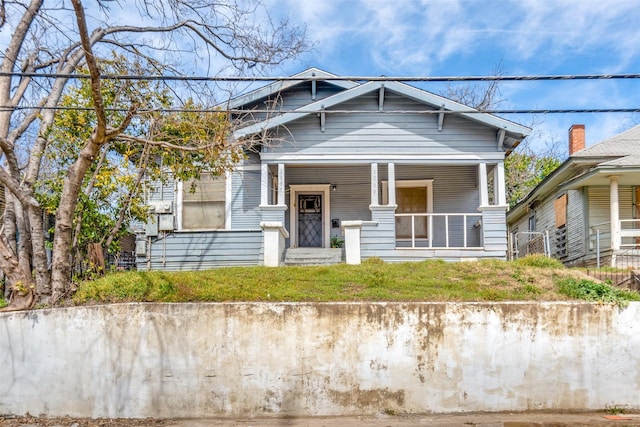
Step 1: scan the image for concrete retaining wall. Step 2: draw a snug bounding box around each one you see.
[1,302,639,418]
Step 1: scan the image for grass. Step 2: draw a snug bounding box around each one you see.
[73,254,640,305]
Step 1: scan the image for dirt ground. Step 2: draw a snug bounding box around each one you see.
[3,412,640,427]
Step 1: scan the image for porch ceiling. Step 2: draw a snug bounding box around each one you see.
[563,166,640,189]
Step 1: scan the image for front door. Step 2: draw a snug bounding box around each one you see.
[298,194,323,247]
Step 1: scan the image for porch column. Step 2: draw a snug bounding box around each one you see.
[277,163,285,206]
[387,162,396,206]
[341,221,362,265]
[610,175,620,251]
[260,163,269,206]
[494,162,507,206]
[478,162,489,207]
[370,163,379,206]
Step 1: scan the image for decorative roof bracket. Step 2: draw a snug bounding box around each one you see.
[497,129,506,151]
[311,75,317,101]
[437,105,445,132]
[320,105,326,132]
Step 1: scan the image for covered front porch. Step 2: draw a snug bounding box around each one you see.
[258,159,510,266]
[565,167,640,268]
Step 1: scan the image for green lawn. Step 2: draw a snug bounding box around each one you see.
[72,255,640,306]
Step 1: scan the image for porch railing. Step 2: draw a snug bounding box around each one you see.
[589,220,640,251]
[395,212,483,249]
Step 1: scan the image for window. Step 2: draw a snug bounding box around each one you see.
[383,179,433,240]
[181,174,226,229]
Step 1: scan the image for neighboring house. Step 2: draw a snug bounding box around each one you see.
[507,124,640,267]
[136,68,530,270]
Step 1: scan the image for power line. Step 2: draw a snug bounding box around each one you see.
[3,72,640,82]
[1,105,639,114]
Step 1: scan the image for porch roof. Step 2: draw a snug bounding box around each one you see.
[563,164,640,189]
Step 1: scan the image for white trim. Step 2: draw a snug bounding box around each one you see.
[277,163,285,205]
[225,68,358,109]
[235,164,262,171]
[478,163,489,207]
[176,181,183,231]
[289,184,331,248]
[388,163,396,206]
[371,163,379,207]
[382,179,434,213]
[260,163,269,206]
[260,153,506,163]
[225,171,232,229]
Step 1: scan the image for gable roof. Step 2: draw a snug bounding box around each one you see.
[224,68,358,110]
[233,76,531,145]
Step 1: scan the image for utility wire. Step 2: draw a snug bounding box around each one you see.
[1,105,639,114]
[3,72,640,82]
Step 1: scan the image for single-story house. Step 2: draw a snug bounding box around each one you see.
[136,68,530,270]
[507,124,640,267]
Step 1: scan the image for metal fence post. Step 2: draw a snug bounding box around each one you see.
[596,229,600,269]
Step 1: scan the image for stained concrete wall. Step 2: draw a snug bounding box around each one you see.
[1,302,639,418]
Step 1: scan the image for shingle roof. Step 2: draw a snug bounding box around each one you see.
[600,153,640,167]
[574,124,640,157]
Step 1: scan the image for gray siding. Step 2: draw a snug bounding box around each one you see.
[266,92,499,156]
[482,209,507,253]
[230,169,261,229]
[285,165,372,241]
[236,82,346,123]
[146,176,175,203]
[566,189,585,262]
[137,230,262,271]
[361,207,396,257]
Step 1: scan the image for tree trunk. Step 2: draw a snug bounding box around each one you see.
[0,234,34,311]
[51,139,102,301]
[28,206,51,298]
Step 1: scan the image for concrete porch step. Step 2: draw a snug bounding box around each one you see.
[283,248,344,266]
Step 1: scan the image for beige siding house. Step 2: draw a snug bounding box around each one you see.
[507,124,640,267]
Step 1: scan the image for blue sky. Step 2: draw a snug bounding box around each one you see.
[264,0,640,155]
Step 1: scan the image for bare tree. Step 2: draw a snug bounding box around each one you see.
[0,0,308,310]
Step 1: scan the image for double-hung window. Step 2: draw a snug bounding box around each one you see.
[181,173,226,230]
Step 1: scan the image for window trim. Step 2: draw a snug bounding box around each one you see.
[381,179,433,212]
[176,171,231,231]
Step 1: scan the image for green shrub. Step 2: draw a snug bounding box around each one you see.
[556,277,640,305]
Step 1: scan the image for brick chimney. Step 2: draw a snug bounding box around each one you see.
[568,124,585,156]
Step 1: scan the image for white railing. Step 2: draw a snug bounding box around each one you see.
[590,220,640,250]
[395,212,483,249]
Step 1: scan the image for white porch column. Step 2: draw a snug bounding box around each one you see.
[261,222,289,267]
[387,162,396,206]
[277,163,285,206]
[478,162,489,207]
[610,175,620,251]
[341,221,362,265]
[260,163,269,206]
[494,162,507,206]
[371,163,379,206]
